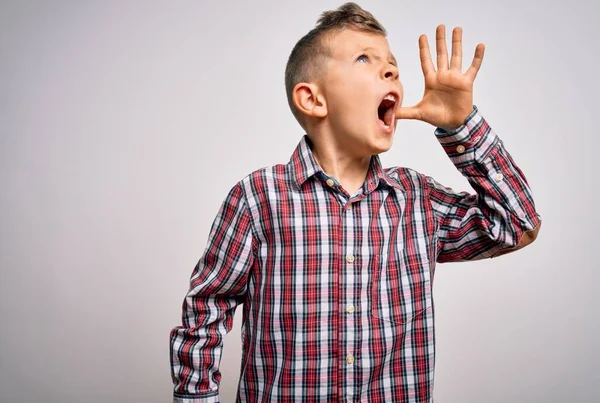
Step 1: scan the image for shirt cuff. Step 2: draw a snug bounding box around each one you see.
[434,104,500,166]
[173,391,219,403]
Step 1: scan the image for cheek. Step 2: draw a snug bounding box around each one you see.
[331,91,367,120]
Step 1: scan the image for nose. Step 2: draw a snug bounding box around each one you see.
[382,63,399,81]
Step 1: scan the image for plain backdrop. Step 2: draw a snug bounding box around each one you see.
[1,1,598,402]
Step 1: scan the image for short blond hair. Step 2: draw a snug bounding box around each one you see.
[284,2,387,127]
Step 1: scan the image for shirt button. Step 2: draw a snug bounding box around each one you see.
[346,304,356,314]
[494,172,504,182]
[326,179,335,187]
[346,204,352,210]
[456,144,466,153]
[346,354,355,365]
[346,254,355,263]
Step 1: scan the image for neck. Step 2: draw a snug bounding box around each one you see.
[308,135,372,196]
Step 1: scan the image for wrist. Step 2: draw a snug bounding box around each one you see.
[437,106,475,134]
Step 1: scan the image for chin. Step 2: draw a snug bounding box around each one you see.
[369,136,393,155]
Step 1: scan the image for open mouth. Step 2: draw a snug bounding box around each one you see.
[377,92,397,130]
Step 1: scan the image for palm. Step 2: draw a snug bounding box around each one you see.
[397,25,485,131]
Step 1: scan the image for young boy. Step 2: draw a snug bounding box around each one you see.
[169,3,541,402]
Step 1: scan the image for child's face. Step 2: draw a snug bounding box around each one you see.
[321,28,403,154]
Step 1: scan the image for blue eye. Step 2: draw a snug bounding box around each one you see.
[357,54,369,63]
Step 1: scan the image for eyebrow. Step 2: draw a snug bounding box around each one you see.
[360,46,397,66]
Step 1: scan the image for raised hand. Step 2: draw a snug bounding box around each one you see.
[396,25,485,131]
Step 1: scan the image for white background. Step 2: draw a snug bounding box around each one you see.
[1,1,598,402]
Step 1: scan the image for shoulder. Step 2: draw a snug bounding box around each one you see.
[240,163,289,186]
[383,165,430,191]
[232,163,291,199]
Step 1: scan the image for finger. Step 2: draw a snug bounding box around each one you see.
[436,24,448,71]
[396,106,422,120]
[418,34,435,76]
[450,27,463,71]
[465,43,485,81]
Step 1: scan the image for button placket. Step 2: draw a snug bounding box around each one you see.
[340,209,359,399]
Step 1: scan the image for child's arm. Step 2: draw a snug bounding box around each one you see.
[170,181,255,403]
[396,26,541,261]
[426,105,541,262]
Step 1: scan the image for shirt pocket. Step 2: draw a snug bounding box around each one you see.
[370,252,432,324]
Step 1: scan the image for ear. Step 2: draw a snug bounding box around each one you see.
[292,82,327,119]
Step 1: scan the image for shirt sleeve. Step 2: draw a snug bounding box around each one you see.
[426,104,542,263]
[169,181,255,403]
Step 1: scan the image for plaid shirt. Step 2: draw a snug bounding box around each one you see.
[170,105,542,402]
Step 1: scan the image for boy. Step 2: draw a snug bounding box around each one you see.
[169,3,541,402]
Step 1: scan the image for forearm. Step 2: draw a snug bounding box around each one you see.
[429,105,541,262]
[170,290,242,401]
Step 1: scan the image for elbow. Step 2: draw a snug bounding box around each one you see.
[518,220,541,247]
[491,218,542,258]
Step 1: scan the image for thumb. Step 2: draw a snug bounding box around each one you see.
[395,105,422,120]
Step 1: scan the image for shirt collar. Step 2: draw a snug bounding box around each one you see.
[289,134,402,192]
